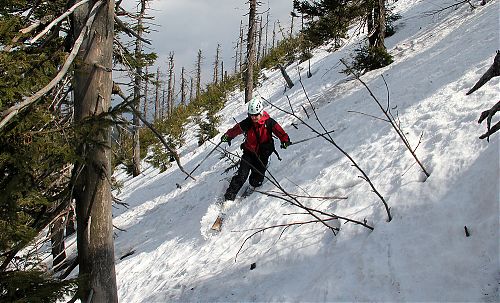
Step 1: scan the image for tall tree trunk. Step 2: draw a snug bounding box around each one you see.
[375,0,386,49]
[213,44,220,84]
[256,15,263,64]
[368,0,386,49]
[234,40,239,74]
[50,216,65,269]
[221,61,224,83]
[189,77,194,103]
[143,65,149,119]
[272,20,276,50]
[154,67,160,121]
[196,49,202,99]
[245,0,257,103]
[132,0,147,177]
[71,0,118,302]
[167,52,174,117]
[239,20,244,73]
[264,12,269,57]
[180,67,186,105]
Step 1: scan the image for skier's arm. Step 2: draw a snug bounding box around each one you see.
[272,123,290,143]
[225,122,244,139]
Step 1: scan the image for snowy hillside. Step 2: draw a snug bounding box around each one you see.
[102,0,499,302]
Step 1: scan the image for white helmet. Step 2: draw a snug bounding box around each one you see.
[248,97,263,115]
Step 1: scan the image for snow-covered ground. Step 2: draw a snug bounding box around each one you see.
[73,0,500,301]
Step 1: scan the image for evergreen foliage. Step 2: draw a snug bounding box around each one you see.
[346,44,394,74]
[293,0,360,49]
[1,1,78,301]
[0,270,77,303]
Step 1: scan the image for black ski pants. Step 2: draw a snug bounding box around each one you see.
[224,150,269,201]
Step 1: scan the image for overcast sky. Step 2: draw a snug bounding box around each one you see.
[124,0,295,93]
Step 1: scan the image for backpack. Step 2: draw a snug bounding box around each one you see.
[239,117,281,160]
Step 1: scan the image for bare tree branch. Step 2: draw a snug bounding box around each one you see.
[478,101,500,141]
[114,14,152,45]
[234,217,340,262]
[30,0,91,44]
[466,51,500,95]
[111,83,193,179]
[341,59,430,179]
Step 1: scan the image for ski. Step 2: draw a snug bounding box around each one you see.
[210,186,255,232]
[210,215,224,232]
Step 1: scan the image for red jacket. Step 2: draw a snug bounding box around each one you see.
[225,111,289,155]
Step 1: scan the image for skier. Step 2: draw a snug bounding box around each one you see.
[220,97,291,201]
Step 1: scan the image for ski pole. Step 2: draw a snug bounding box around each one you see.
[184,140,223,180]
[291,130,335,146]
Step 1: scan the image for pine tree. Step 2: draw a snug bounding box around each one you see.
[0,1,79,300]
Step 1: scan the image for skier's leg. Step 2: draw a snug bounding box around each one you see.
[224,152,252,200]
[249,154,269,188]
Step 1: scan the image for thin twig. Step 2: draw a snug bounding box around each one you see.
[340,59,430,179]
[347,110,390,123]
[234,217,340,262]
[265,190,347,200]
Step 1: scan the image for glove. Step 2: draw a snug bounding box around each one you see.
[221,134,231,146]
[280,140,291,149]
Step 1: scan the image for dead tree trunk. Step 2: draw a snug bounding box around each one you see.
[180,67,186,105]
[167,52,174,118]
[71,0,118,301]
[143,65,149,119]
[196,49,202,99]
[264,11,269,58]
[213,44,220,84]
[221,61,224,83]
[239,20,244,74]
[368,0,386,49]
[154,67,160,121]
[256,15,263,64]
[234,40,239,74]
[272,20,276,49]
[279,64,294,88]
[132,0,148,177]
[245,0,257,103]
[189,76,194,103]
[50,216,65,269]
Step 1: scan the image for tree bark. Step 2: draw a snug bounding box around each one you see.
[155,67,160,120]
[180,67,186,105]
[132,0,147,177]
[50,216,66,269]
[368,0,386,49]
[71,0,118,302]
[278,64,294,88]
[167,52,175,117]
[196,49,202,99]
[245,0,257,103]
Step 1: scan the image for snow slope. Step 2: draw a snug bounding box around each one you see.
[109,0,499,302]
